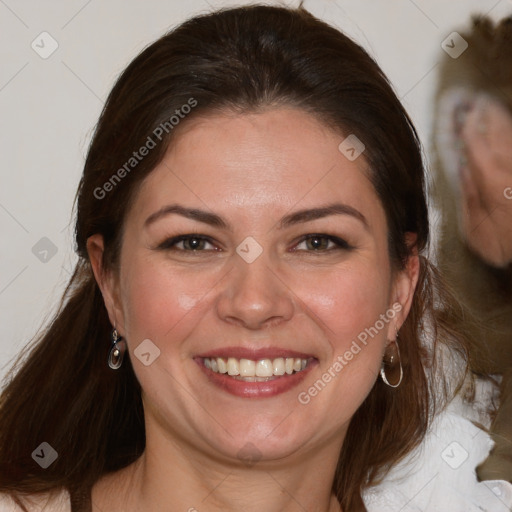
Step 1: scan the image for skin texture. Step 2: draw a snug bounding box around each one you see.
[87,108,419,512]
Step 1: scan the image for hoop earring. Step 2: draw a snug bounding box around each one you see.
[108,328,126,370]
[380,338,403,388]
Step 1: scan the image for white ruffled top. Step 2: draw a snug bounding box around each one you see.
[1,379,511,511]
[362,377,512,511]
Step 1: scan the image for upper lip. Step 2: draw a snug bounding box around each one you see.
[196,347,316,360]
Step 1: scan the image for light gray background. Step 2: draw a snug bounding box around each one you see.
[1,0,511,380]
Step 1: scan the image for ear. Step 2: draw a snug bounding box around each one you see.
[87,234,126,335]
[386,232,420,339]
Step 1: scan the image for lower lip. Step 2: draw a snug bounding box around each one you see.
[195,358,317,398]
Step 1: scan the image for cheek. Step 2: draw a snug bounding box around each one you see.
[120,255,392,349]
[295,262,392,346]
[119,257,210,343]
[292,262,391,411]
[293,267,389,417]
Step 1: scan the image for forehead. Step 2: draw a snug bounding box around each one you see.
[128,108,384,229]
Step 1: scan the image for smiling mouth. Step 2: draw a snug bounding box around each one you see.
[202,357,311,381]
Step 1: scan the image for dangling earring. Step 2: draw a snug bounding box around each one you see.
[108,328,126,370]
[380,335,403,388]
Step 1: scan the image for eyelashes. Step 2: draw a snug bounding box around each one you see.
[156,233,354,253]
[157,234,217,252]
[293,234,353,252]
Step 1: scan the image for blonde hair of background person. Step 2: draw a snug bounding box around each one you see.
[0,4,479,512]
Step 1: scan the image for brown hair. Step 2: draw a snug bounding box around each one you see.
[0,5,471,511]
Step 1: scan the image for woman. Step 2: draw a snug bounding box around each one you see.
[0,4,507,511]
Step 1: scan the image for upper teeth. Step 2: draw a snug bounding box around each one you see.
[204,357,308,377]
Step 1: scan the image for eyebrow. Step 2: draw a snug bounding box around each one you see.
[144,203,369,231]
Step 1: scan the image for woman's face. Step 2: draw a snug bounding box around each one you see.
[91,108,417,464]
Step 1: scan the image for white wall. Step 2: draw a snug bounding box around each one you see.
[1,0,511,380]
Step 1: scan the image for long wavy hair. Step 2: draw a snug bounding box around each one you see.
[0,5,473,511]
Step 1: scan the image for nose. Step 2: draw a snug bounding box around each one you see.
[215,252,295,330]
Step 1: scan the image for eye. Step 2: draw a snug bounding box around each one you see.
[157,234,218,252]
[293,234,352,252]
[157,233,351,253]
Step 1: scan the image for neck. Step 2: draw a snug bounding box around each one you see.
[92,421,345,512]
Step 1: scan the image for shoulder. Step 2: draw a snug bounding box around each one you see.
[0,490,70,512]
[362,377,512,512]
